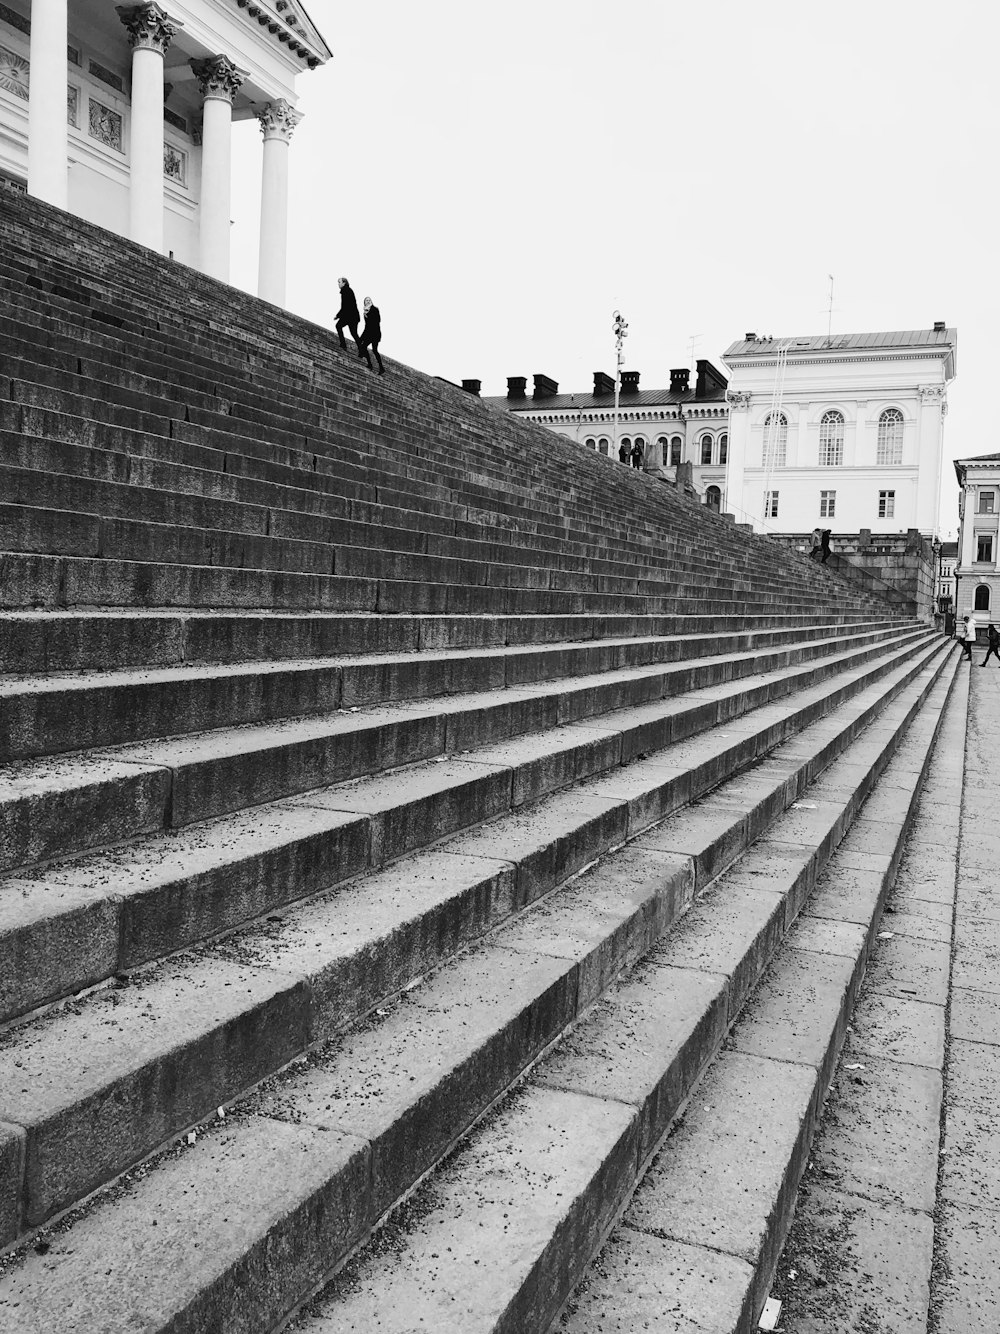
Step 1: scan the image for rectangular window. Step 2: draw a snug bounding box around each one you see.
[878,490,895,519]
[978,492,996,514]
[976,534,994,563]
[820,490,836,518]
[764,490,779,519]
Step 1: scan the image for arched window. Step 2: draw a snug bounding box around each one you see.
[705,485,722,510]
[670,436,683,466]
[719,433,728,465]
[633,436,646,452]
[656,435,669,466]
[763,412,787,467]
[700,434,713,465]
[585,437,596,449]
[819,410,844,466]
[599,437,610,455]
[877,408,904,465]
[975,585,991,611]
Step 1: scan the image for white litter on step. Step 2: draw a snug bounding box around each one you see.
[186,1131,197,1145]
[791,801,818,810]
[217,1106,226,1120]
[845,1063,865,1071]
[877,931,895,940]
[759,1296,782,1330]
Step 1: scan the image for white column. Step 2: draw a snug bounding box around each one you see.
[116,3,178,252]
[257,99,302,307]
[27,0,69,207]
[190,56,243,282]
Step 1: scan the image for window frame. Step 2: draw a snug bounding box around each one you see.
[976,533,994,563]
[876,408,904,466]
[878,489,896,519]
[700,433,713,466]
[819,410,845,467]
[763,489,779,519]
[763,411,788,468]
[820,489,836,518]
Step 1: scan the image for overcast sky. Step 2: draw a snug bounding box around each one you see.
[228,0,995,538]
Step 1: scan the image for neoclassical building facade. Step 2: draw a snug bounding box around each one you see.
[485,361,731,508]
[722,326,957,536]
[953,453,1000,632]
[0,0,329,303]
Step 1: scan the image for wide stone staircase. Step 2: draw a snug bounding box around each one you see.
[0,192,959,1333]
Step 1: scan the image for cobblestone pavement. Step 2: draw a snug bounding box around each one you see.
[770,656,1000,1333]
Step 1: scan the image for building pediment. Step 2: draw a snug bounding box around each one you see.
[230,0,330,67]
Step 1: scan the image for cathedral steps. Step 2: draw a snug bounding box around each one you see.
[0,642,957,1332]
[0,192,954,1332]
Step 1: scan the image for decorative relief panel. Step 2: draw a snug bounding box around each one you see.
[0,41,29,100]
[163,142,186,185]
[89,99,123,152]
[0,3,30,36]
[67,83,79,127]
[89,59,124,93]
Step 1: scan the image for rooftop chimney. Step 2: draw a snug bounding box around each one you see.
[669,368,690,394]
[695,359,729,400]
[745,331,757,341]
[533,373,558,399]
[506,376,527,399]
[592,371,615,396]
[461,379,481,396]
[621,371,640,393]
[933,321,946,332]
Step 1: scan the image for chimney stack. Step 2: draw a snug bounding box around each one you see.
[669,368,690,394]
[933,321,946,332]
[506,376,527,399]
[592,371,615,396]
[621,371,640,393]
[533,373,558,399]
[461,379,481,396]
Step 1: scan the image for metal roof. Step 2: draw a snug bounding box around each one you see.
[724,329,957,358]
[483,386,728,413]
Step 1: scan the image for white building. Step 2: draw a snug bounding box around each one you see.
[722,326,957,537]
[936,539,957,614]
[484,362,731,509]
[953,453,1000,633]
[0,0,329,303]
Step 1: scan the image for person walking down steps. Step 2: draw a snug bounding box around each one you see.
[957,615,974,662]
[981,622,1000,667]
[809,527,823,561]
[335,277,361,350]
[820,529,832,564]
[358,297,384,374]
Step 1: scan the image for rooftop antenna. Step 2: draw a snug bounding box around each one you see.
[826,274,835,339]
[688,333,703,369]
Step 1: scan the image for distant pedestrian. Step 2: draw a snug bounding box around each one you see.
[630,440,644,470]
[618,440,629,464]
[809,527,823,561]
[335,277,361,350]
[981,622,1000,666]
[358,297,384,374]
[820,529,832,564]
[957,615,973,661]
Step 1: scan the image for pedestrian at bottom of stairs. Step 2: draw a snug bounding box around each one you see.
[957,615,974,660]
[820,529,832,564]
[334,276,361,350]
[358,297,384,374]
[809,527,823,560]
[981,622,1000,666]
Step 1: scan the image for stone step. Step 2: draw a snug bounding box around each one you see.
[0,642,956,1327]
[0,621,919,761]
[0,627,932,888]
[292,649,958,1334]
[0,608,901,675]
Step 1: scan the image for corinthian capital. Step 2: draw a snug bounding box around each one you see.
[726,390,752,411]
[257,99,303,143]
[190,55,245,103]
[116,3,178,54]
[918,385,946,403]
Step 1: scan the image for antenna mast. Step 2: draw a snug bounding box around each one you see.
[826,274,835,338]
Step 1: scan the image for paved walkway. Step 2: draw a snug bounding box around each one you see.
[769,655,1000,1332]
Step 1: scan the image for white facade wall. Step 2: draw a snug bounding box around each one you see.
[955,459,1000,632]
[723,336,955,536]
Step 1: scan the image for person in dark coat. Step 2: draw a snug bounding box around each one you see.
[820,529,832,564]
[618,440,629,464]
[335,277,360,349]
[630,440,644,470]
[809,527,823,560]
[358,297,384,374]
[981,622,1000,666]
